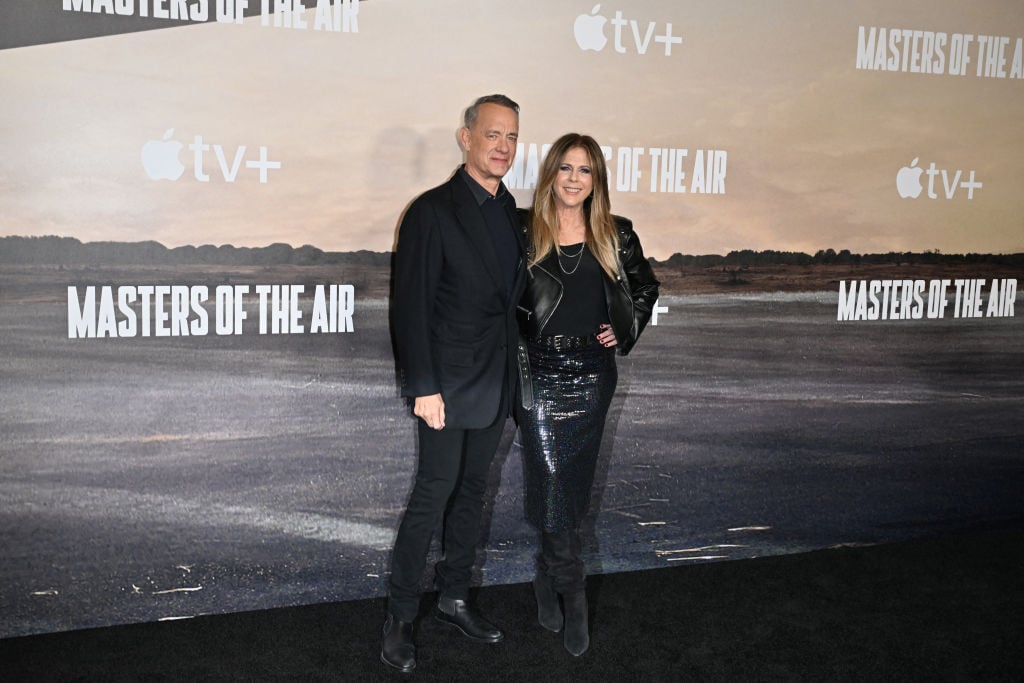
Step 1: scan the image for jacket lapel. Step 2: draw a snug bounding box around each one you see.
[450,174,507,295]
[504,198,528,300]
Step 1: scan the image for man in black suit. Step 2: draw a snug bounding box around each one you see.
[382,94,525,673]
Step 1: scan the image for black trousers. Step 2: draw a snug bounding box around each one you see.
[387,405,507,622]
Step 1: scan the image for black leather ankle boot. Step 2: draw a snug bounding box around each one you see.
[380,613,416,672]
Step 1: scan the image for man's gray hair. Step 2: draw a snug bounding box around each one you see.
[463,94,520,129]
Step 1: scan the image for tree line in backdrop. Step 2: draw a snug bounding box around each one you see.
[1,235,1022,268]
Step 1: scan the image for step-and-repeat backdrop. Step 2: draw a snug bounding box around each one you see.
[1,1,1022,637]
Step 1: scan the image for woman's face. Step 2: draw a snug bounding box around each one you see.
[551,146,594,212]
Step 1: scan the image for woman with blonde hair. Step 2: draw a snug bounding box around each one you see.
[516,133,660,656]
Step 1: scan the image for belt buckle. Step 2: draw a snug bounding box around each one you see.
[552,335,565,351]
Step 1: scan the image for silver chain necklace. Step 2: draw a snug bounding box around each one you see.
[557,243,585,275]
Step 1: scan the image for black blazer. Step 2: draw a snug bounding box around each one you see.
[393,169,527,429]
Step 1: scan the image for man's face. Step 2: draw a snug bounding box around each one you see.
[460,103,519,191]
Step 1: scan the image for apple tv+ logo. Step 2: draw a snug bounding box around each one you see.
[573,4,682,56]
[142,129,282,184]
[896,157,983,200]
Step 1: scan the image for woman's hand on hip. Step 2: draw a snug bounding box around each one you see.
[598,323,617,348]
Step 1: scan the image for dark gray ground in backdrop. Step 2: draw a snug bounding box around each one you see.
[2,289,1022,639]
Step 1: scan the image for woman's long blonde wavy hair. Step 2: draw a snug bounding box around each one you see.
[527,133,620,280]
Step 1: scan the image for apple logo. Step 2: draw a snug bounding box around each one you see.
[142,129,185,181]
[574,4,608,51]
[896,157,923,199]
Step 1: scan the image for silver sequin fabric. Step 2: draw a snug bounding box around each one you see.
[517,339,617,532]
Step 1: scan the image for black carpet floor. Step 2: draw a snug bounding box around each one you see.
[3,529,1023,681]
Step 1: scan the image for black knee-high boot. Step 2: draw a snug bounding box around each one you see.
[534,531,566,632]
[533,571,563,632]
[539,530,588,655]
[562,589,589,656]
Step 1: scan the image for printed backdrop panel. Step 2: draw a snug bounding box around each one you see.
[0,0,1021,638]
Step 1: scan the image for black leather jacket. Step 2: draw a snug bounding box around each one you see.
[517,215,660,356]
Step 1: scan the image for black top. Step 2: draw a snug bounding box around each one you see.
[541,243,609,337]
[459,167,519,295]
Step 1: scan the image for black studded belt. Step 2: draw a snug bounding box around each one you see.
[531,334,596,352]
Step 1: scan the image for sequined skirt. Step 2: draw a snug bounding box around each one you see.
[516,336,617,532]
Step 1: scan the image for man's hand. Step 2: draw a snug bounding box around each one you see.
[413,393,446,430]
